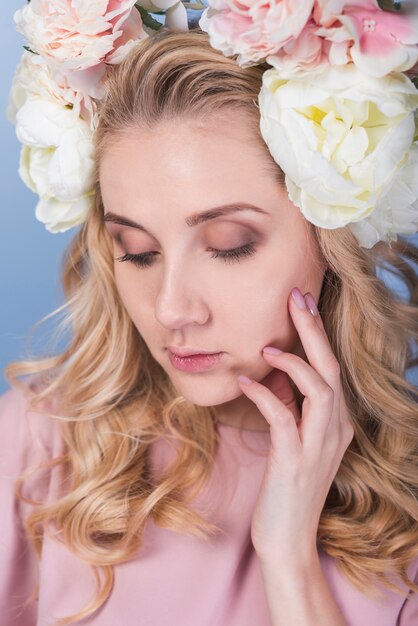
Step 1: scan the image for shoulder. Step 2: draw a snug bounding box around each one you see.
[0,382,64,625]
[0,381,64,484]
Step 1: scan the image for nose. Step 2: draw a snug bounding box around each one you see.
[154,260,210,330]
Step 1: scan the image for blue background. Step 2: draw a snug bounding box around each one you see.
[1,1,417,394]
[0,0,74,395]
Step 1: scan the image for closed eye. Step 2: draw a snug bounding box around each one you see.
[115,242,257,268]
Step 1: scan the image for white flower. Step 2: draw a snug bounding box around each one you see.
[9,52,97,233]
[10,2,151,234]
[348,143,418,247]
[35,195,94,234]
[258,63,418,248]
[18,120,95,233]
[20,142,94,233]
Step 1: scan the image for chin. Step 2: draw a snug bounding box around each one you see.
[169,374,242,407]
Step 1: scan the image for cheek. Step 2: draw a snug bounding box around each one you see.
[114,268,163,348]
[114,269,143,325]
[223,260,291,337]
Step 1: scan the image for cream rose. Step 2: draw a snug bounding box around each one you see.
[8,48,98,233]
[19,122,95,233]
[20,143,94,233]
[259,63,418,248]
[14,92,95,233]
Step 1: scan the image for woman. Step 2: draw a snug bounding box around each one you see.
[1,24,418,626]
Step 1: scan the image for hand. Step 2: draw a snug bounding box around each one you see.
[237,286,354,563]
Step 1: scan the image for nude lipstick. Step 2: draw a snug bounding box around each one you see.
[167,348,224,372]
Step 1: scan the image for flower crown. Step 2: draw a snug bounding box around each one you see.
[8,0,418,248]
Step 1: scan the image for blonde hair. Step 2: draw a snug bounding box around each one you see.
[5,28,418,625]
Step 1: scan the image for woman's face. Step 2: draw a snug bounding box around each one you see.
[100,113,327,431]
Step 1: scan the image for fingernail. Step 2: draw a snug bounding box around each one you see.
[238,375,253,385]
[291,287,306,309]
[263,346,283,355]
[304,293,318,316]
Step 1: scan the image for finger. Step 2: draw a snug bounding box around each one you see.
[259,367,301,422]
[304,291,327,336]
[288,287,341,391]
[262,350,336,450]
[262,350,332,405]
[237,376,302,461]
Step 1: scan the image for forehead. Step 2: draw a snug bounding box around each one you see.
[100,115,275,189]
[98,115,294,232]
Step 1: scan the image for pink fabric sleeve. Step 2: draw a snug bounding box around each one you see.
[0,386,57,626]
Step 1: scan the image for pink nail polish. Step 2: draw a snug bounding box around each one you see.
[291,287,306,309]
[304,293,318,316]
[263,346,282,355]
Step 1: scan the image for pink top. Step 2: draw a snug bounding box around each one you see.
[0,385,417,626]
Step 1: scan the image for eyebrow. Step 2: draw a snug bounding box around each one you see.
[103,203,269,233]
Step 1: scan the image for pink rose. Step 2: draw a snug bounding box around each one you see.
[267,21,330,78]
[314,0,418,76]
[8,51,98,131]
[313,0,351,27]
[199,0,315,67]
[14,0,148,72]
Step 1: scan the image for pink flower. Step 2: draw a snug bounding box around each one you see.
[314,0,418,76]
[14,0,148,72]
[313,0,352,27]
[199,0,315,67]
[267,21,330,78]
[7,51,98,131]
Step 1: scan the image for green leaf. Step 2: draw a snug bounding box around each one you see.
[23,45,39,54]
[182,2,206,8]
[135,4,163,30]
[377,0,402,11]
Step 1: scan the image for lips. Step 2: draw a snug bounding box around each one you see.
[167,346,220,357]
[167,349,224,372]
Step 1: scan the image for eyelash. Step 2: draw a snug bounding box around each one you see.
[115,242,257,268]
